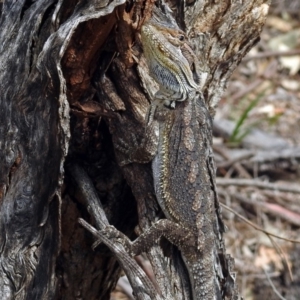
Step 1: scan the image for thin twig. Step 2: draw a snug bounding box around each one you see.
[263,267,287,300]
[213,146,252,178]
[217,178,300,194]
[267,236,293,282]
[216,151,254,169]
[244,49,300,61]
[231,78,263,103]
[230,193,300,227]
[220,203,300,244]
[230,60,277,102]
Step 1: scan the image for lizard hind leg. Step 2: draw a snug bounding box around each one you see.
[130,219,195,256]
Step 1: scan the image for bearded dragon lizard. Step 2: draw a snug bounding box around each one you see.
[102,17,234,300]
[140,21,223,300]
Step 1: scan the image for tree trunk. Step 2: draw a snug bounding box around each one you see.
[0,0,269,299]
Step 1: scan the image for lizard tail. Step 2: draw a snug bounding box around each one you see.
[182,253,222,300]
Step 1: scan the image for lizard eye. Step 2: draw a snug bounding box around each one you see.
[178,35,185,41]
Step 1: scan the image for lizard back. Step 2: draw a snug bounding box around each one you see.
[152,94,222,299]
[153,95,215,242]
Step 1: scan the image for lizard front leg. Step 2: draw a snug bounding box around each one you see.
[114,114,159,166]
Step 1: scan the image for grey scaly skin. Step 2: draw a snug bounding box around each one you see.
[114,96,224,299]
[109,19,229,299]
[136,21,225,299]
[144,93,223,300]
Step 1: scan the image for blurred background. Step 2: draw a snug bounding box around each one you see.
[112,1,300,299]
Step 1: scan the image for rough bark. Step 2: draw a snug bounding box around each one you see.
[0,0,269,299]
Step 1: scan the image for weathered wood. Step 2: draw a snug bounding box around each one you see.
[0,0,269,299]
[0,1,127,299]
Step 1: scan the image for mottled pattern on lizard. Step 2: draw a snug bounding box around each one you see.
[131,95,223,299]
[112,94,224,299]
[113,19,226,299]
[140,20,225,299]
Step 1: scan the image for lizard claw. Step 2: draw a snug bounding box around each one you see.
[92,225,132,251]
[104,225,134,254]
[92,225,121,250]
